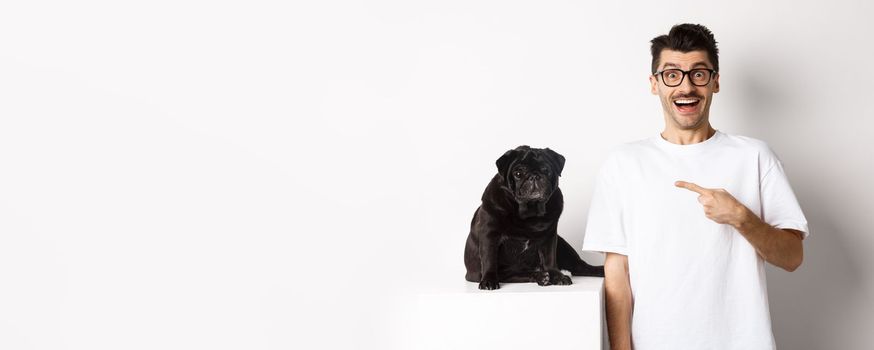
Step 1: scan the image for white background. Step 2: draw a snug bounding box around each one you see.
[1,1,872,349]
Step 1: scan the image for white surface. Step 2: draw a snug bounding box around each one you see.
[416,277,605,350]
[0,1,872,350]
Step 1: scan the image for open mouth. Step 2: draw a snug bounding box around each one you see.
[673,98,701,113]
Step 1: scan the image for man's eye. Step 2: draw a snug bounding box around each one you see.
[693,71,705,78]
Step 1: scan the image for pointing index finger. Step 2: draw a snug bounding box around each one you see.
[675,181,709,194]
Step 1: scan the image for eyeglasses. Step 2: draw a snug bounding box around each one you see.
[653,68,717,87]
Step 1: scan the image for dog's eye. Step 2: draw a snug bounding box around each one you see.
[513,171,522,178]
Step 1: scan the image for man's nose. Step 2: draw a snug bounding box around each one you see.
[677,74,696,92]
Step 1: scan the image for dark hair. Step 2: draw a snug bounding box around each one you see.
[650,23,719,74]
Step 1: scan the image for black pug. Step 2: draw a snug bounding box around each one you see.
[464,146,605,290]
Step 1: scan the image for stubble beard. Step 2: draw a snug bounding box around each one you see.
[671,111,704,129]
[664,98,709,130]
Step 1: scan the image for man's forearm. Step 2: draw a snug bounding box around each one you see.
[732,207,804,271]
[605,286,633,350]
[604,253,633,350]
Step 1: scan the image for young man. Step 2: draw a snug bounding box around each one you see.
[582,24,809,350]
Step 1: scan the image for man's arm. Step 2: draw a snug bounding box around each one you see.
[604,252,633,350]
[733,210,804,272]
[675,181,804,272]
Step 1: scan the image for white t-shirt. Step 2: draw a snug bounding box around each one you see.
[582,130,809,350]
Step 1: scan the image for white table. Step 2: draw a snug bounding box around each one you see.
[415,276,606,350]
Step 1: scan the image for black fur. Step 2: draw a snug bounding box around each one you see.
[464,146,605,290]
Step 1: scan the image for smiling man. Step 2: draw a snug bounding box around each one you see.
[582,24,809,350]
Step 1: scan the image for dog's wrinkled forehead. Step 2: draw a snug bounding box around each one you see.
[514,150,546,169]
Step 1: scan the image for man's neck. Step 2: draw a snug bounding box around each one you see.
[660,124,716,145]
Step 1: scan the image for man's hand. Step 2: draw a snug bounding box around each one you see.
[674,181,747,226]
[674,180,804,271]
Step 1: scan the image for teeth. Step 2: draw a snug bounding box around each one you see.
[674,99,699,105]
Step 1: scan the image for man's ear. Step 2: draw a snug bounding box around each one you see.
[543,148,566,177]
[713,73,720,93]
[650,74,659,95]
[496,148,522,179]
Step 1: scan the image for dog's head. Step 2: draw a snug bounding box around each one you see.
[496,146,565,218]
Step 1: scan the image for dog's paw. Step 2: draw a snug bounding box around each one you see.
[478,280,500,290]
[535,271,552,286]
[552,273,572,286]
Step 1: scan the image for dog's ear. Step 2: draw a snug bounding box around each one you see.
[496,148,521,179]
[544,148,566,176]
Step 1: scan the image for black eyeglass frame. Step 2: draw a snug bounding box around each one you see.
[653,68,718,87]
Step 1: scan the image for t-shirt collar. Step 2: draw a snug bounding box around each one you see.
[653,129,723,153]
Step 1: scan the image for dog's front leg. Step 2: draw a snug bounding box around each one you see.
[478,232,501,290]
[538,235,572,286]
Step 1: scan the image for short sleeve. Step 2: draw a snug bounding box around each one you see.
[760,153,810,239]
[582,154,628,255]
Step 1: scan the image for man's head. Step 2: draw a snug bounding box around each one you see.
[649,24,720,131]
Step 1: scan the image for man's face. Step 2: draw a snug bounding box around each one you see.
[649,50,720,130]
